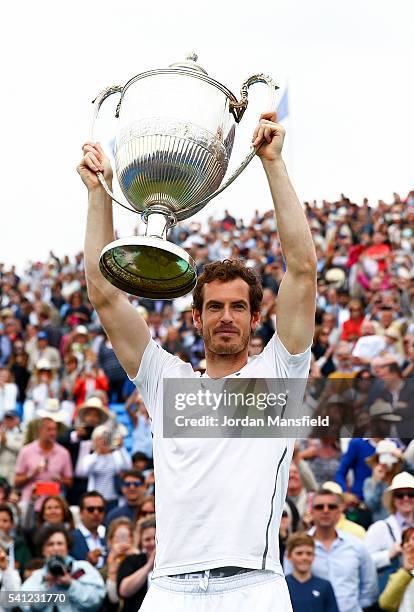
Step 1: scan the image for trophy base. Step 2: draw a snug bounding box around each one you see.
[99,236,197,299]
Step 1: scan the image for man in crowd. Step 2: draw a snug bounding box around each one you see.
[285,489,378,611]
[285,532,339,611]
[70,490,107,569]
[104,469,146,526]
[14,417,73,512]
[0,409,24,484]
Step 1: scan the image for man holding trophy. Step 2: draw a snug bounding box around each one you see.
[78,57,316,611]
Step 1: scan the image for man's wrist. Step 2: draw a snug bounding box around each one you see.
[261,156,286,173]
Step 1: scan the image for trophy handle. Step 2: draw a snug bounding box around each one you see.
[90,85,140,215]
[177,74,279,220]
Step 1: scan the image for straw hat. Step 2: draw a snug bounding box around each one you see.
[383,471,414,507]
[78,396,109,424]
[322,481,344,499]
[36,358,52,371]
[369,399,402,422]
[325,268,346,289]
[37,398,67,423]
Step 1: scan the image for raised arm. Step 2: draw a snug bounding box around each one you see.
[77,143,150,378]
[253,112,317,354]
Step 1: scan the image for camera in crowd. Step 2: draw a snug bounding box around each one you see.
[46,555,72,577]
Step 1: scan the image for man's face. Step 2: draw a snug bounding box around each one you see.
[43,532,68,559]
[248,337,264,356]
[193,279,259,356]
[3,415,18,430]
[312,494,341,529]
[288,544,314,574]
[0,511,13,535]
[80,496,105,530]
[121,475,146,505]
[83,408,102,427]
[38,420,58,444]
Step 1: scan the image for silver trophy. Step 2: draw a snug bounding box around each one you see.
[91,54,278,299]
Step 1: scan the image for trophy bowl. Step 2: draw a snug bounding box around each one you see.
[92,54,278,298]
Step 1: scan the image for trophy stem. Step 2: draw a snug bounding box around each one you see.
[145,213,168,239]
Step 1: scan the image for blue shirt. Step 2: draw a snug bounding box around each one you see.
[335,438,375,499]
[284,530,378,612]
[286,574,339,612]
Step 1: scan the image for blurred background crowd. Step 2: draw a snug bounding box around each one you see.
[1,189,414,610]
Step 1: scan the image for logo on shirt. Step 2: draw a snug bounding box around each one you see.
[312,590,320,598]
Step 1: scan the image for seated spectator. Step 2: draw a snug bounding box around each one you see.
[14,417,73,515]
[351,320,386,366]
[126,390,153,458]
[70,491,107,568]
[365,472,414,594]
[72,357,109,410]
[97,334,128,403]
[340,299,365,342]
[0,542,21,604]
[131,451,151,474]
[27,330,61,372]
[335,437,376,499]
[8,344,30,402]
[78,425,131,512]
[104,518,139,611]
[117,517,156,612]
[284,488,378,611]
[59,396,109,505]
[22,525,106,611]
[24,358,60,420]
[0,367,18,420]
[364,440,404,521]
[0,503,31,574]
[299,439,341,486]
[24,495,75,554]
[379,526,414,611]
[285,532,339,611]
[0,409,24,485]
[322,482,366,539]
[136,496,155,523]
[104,470,146,526]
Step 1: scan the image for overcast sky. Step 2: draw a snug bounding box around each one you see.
[1,0,413,270]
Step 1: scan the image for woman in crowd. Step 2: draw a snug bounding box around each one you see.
[24,495,75,554]
[117,517,156,612]
[365,472,414,594]
[103,518,139,611]
[0,503,31,574]
[79,425,131,512]
[21,525,106,611]
[379,526,414,612]
[137,496,155,522]
[363,440,404,521]
[0,542,21,610]
[24,358,60,420]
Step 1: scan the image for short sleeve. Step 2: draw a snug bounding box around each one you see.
[15,448,28,475]
[261,332,312,378]
[129,339,194,419]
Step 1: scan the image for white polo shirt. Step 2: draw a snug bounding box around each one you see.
[132,332,311,578]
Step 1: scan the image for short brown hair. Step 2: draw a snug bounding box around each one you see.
[192,259,263,314]
[107,517,134,542]
[286,532,315,555]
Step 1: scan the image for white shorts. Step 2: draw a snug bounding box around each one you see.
[140,569,292,612]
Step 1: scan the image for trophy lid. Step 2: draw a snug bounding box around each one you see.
[169,53,208,74]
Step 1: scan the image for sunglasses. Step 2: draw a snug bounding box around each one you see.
[84,506,105,513]
[394,491,414,500]
[140,510,154,516]
[313,504,339,511]
[122,480,143,488]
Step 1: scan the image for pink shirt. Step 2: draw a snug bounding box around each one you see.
[15,441,73,510]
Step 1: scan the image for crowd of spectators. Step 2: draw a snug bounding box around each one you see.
[0,189,414,610]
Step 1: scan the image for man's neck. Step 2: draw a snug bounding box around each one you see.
[292,569,312,583]
[39,440,54,452]
[205,349,248,378]
[314,526,337,549]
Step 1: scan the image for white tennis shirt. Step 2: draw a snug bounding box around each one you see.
[132,332,311,578]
